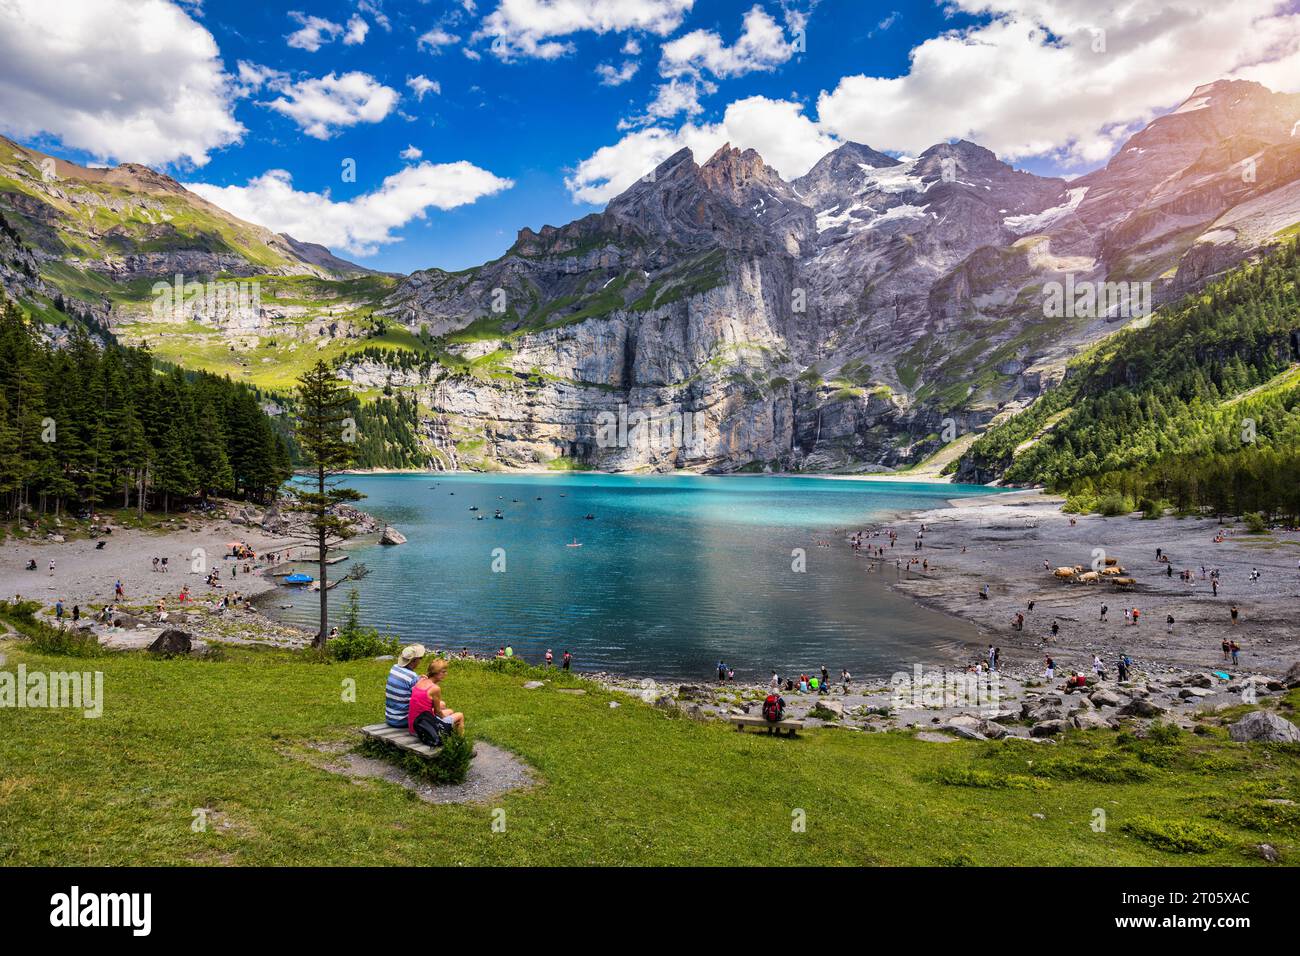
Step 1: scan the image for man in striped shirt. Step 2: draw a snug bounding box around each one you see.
[385,644,427,728]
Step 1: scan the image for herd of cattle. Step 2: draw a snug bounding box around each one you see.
[1052,557,1136,588]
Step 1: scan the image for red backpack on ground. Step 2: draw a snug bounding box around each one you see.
[762,694,785,722]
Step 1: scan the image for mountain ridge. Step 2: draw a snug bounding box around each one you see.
[2,78,1298,474]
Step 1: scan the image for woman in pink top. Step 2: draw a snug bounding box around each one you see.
[408,659,465,736]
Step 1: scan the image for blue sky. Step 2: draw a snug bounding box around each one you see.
[1,0,1298,275]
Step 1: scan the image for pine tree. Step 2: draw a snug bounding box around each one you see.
[291,360,364,647]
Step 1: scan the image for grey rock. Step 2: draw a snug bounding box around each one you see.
[378,525,407,546]
[1031,719,1069,737]
[147,629,192,657]
[1119,699,1167,718]
[1229,710,1300,743]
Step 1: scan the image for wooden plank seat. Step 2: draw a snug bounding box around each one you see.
[728,714,805,737]
[360,722,442,757]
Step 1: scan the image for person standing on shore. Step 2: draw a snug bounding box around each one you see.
[1166,614,1175,634]
[545,648,553,668]
[562,650,572,671]
[1230,641,1241,666]
[1230,605,1239,626]
[1044,656,1055,679]
[770,671,780,691]
[1050,620,1060,639]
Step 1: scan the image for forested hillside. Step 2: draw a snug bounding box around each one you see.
[958,238,1300,520]
[0,294,292,516]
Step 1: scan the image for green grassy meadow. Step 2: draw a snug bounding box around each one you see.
[0,641,1297,866]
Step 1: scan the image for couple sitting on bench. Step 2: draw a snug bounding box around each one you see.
[385,644,465,741]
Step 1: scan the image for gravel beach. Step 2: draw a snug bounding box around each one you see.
[876,490,1299,677]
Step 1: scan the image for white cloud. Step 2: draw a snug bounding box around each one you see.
[575,0,1300,201]
[286,12,343,52]
[407,74,442,100]
[344,14,370,45]
[596,60,640,86]
[659,5,793,80]
[636,4,794,123]
[0,0,242,168]
[400,144,424,160]
[358,1,391,31]
[261,71,400,139]
[185,162,514,257]
[567,95,837,204]
[463,47,483,61]
[418,27,461,52]
[476,0,695,61]
[622,37,642,56]
[817,0,1300,167]
[643,77,712,120]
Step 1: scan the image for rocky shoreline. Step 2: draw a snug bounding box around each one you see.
[588,659,1300,743]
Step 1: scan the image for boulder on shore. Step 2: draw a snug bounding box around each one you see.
[148,629,192,657]
[379,525,407,546]
[1229,710,1300,743]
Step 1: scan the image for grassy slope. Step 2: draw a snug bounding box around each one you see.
[1,642,1296,866]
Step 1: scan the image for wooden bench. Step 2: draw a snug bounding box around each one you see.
[360,722,442,757]
[728,714,805,737]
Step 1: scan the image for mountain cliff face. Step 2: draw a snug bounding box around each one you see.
[3,79,1299,474]
[367,79,1300,473]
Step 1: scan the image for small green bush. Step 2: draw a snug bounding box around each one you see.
[1096,493,1131,516]
[0,600,104,658]
[327,590,399,661]
[808,703,840,721]
[1121,817,1229,854]
[1242,512,1268,534]
[358,731,474,785]
[932,766,1050,790]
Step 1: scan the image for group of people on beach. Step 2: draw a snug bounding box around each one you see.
[762,664,852,695]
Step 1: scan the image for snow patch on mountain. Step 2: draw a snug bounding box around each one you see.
[1003,187,1088,235]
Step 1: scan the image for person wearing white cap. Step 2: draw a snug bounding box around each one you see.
[385,644,427,728]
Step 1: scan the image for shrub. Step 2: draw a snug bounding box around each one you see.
[1242,512,1268,534]
[808,703,839,721]
[357,732,474,785]
[932,766,1049,790]
[327,590,399,661]
[0,600,103,658]
[1121,817,1229,854]
[1096,493,1131,516]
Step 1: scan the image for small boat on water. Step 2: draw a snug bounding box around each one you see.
[283,573,313,586]
[566,538,582,548]
[469,505,479,511]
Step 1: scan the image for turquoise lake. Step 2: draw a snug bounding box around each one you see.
[266,473,998,680]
